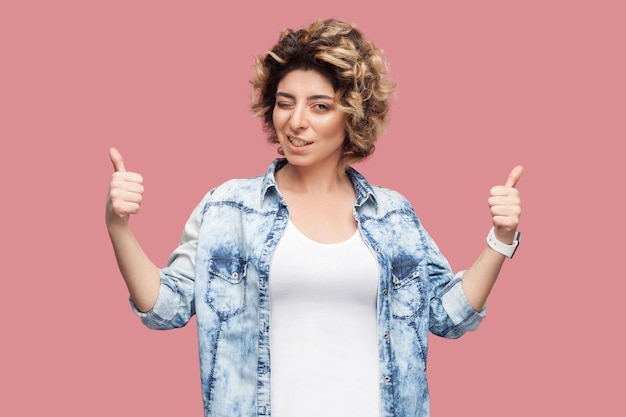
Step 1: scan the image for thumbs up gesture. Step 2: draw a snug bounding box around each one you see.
[106,147,145,226]
[488,166,523,243]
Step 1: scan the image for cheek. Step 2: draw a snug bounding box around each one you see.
[321,116,346,139]
[272,110,285,131]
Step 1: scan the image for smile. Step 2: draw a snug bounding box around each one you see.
[288,136,312,147]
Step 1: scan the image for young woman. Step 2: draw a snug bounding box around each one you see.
[106,18,522,417]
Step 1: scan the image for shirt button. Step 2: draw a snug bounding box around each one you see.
[384,376,392,382]
[383,333,389,339]
[382,289,388,295]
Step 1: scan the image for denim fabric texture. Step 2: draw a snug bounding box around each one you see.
[132,158,486,417]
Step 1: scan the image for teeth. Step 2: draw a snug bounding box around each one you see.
[289,136,310,147]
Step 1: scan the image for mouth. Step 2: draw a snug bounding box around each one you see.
[288,136,312,147]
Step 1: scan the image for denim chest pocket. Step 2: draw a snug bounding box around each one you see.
[390,263,425,319]
[205,257,247,320]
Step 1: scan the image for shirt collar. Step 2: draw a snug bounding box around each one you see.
[260,158,287,205]
[347,165,378,210]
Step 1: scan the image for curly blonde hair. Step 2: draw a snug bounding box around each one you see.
[250,19,396,168]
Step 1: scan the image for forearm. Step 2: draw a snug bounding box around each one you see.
[108,222,160,312]
[461,245,507,311]
[462,165,523,311]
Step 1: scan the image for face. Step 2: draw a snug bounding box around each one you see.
[272,69,346,170]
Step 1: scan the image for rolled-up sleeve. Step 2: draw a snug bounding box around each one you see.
[440,272,486,331]
[422,227,486,339]
[130,200,204,330]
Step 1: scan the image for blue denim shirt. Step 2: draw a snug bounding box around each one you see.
[133,158,485,417]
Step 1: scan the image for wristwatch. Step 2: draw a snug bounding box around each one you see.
[486,227,521,258]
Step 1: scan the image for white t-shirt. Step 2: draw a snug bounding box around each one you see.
[269,220,380,417]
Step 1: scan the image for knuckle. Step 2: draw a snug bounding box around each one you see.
[109,188,121,200]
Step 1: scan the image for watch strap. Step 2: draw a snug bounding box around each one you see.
[486,227,521,258]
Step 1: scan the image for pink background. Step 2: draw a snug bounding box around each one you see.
[1,0,623,415]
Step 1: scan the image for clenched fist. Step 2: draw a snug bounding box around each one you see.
[488,165,523,244]
[106,147,145,226]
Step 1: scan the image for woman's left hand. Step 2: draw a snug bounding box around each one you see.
[488,166,523,243]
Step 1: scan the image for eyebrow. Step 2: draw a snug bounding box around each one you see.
[275,92,334,101]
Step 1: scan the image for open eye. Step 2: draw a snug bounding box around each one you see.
[313,103,331,111]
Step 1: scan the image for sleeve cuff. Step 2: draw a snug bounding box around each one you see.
[440,273,487,327]
[128,276,182,327]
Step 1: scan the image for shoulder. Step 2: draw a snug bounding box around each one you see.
[199,158,284,206]
[371,185,413,210]
[198,175,266,209]
[349,167,414,214]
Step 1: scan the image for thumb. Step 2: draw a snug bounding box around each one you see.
[505,165,523,188]
[109,147,126,173]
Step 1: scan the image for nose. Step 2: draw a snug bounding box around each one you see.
[288,104,308,131]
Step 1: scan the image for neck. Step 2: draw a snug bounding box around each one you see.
[277,161,350,195]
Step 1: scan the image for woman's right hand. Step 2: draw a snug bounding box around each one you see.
[105,147,160,312]
[106,147,145,227]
